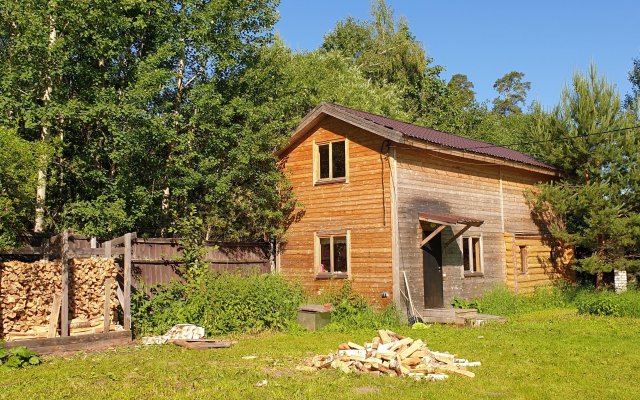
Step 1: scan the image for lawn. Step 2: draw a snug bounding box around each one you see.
[1,308,639,400]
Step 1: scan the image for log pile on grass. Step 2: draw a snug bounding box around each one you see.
[300,329,480,381]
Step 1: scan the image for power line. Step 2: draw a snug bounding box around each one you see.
[461,125,640,151]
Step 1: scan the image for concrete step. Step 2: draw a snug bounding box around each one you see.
[421,308,478,324]
[419,308,505,325]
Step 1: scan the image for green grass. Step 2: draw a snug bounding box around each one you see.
[2,308,640,399]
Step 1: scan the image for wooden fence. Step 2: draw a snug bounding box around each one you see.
[131,238,271,288]
[1,233,272,289]
[0,232,271,352]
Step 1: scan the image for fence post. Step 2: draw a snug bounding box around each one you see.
[104,240,111,258]
[61,230,69,337]
[123,233,132,331]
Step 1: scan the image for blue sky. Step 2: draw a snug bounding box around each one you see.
[275,0,640,109]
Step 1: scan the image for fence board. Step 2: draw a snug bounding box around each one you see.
[131,241,271,289]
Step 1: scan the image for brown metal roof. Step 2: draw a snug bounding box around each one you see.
[329,103,554,170]
[418,212,484,227]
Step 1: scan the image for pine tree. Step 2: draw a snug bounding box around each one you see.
[528,65,640,285]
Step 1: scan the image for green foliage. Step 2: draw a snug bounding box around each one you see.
[0,128,46,250]
[169,206,207,282]
[528,65,640,276]
[492,71,531,115]
[451,296,479,310]
[313,281,403,331]
[131,272,305,337]
[465,283,640,319]
[624,57,640,110]
[0,346,41,371]
[469,285,577,316]
[576,290,640,317]
[61,195,130,239]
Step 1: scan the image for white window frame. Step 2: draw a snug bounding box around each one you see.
[314,230,351,278]
[312,139,349,185]
[462,235,484,276]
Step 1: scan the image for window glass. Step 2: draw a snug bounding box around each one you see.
[472,237,481,272]
[320,238,331,273]
[462,237,470,271]
[319,144,330,179]
[333,237,347,273]
[332,141,346,178]
[519,245,528,274]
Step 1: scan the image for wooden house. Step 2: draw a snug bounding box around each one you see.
[276,103,571,316]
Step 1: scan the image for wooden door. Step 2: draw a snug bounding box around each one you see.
[422,230,444,308]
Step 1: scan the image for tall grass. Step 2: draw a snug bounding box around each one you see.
[466,284,640,318]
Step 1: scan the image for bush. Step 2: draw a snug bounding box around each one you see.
[316,281,403,331]
[132,272,305,337]
[0,346,41,370]
[576,290,640,317]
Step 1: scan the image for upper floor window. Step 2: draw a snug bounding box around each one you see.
[463,236,483,276]
[315,140,347,183]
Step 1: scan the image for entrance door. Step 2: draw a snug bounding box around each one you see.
[423,230,444,308]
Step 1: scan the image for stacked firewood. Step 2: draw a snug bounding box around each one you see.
[70,257,118,323]
[300,329,480,381]
[0,260,62,334]
[0,257,119,339]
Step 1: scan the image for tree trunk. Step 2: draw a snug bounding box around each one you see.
[595,272,603,289]
[34,14,57,232]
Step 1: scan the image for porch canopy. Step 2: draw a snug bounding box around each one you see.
[418,212,484,248]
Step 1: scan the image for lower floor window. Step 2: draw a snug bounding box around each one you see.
[463,236,482,274]
[316,232,349,277]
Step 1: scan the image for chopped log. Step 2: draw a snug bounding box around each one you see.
[397,339,424,360]
[378,329,392,344]
[347,341,365,350]
[389,337,413,352]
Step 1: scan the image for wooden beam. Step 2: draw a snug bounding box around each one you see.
[123,232,132,331]
[419,225,446,248]
[103,278,112,334]
[0,246,44,256]
[104,240,111,258]
[61,230,69,337]
[68,248,106,257]
[444,224,473,247]
[116,283,124,308]
[47,294,62,338]
[109,235,126,247]
[1,331,132,356]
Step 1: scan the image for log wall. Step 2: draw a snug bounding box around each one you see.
[278,116,393,307]
[504,233,574,294]
[395,146,554,308]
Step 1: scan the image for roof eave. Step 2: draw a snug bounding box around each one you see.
[276,103,558,177]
